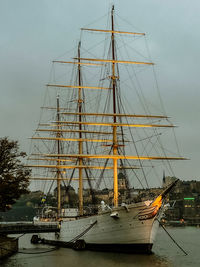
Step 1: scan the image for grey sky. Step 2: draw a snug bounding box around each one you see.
[0,0,199,182]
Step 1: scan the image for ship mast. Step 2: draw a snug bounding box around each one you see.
[78,42,84,215]
[56,95,61,217]
[27,6,186,214]
[111,6,118,207]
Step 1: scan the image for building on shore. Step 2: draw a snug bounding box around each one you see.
[163,177,200,225]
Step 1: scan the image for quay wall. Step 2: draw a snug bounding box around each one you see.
[0,236,18,259]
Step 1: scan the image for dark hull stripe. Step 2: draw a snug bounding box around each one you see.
[32,237,153,254]
[85,242,153,254]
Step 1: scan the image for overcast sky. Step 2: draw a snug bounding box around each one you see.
[0,0,200,183]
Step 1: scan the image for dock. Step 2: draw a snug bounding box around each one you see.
[0,222,60,235]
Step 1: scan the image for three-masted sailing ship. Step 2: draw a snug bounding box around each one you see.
[28,6,184,253]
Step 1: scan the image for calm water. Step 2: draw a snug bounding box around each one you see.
[1,227,200,267]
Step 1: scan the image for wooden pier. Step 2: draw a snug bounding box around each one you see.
[0,222,60,235]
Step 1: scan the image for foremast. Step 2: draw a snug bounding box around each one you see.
[77,41,84,215]
[56,96,61,217]
[111,5,119,207]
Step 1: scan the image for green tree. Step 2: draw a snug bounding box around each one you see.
[0,137,30,211]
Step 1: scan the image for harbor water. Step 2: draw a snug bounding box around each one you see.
[1,226,200,267]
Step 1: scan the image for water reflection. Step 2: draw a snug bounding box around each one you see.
[1,247,171,267]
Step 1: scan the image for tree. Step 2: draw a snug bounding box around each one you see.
[0,137,30,211]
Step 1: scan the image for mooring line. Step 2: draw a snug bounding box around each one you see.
[68,220,97,243]
[157,219,188,256]
[0,245,59,254]
[33,220,98,249]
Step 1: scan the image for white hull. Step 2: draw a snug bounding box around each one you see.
[38,202,161,253]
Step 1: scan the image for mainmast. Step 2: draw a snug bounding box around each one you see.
[111,5,118,207]
[56,95,61,217]
[78,42,84,215]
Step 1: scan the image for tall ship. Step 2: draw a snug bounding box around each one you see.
[28,6,185,253]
